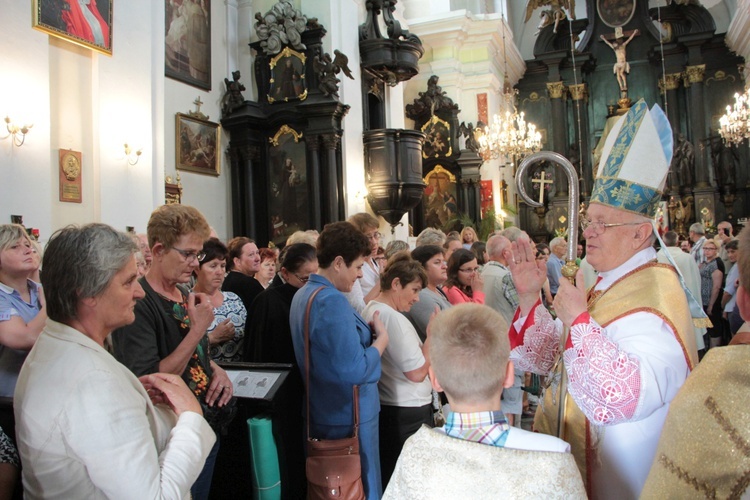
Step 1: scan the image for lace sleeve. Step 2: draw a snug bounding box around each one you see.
[563,313,641,426]
[508,300,561,374]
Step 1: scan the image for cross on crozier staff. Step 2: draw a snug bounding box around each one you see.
[515,150,580,439]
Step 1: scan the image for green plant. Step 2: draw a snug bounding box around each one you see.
[442,212,475,235]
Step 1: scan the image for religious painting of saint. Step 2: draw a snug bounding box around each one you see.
[421,115,452,159]
[175,113,220,175]
[33,0,113,55]
[268,48,307,103]
[165,0,212,90]
[597,0,636,28]
[423,165,458,229]
[268,125,308,245]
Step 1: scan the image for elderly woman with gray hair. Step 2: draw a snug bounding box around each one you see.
[112,205,234,500]
[14,223,215,498]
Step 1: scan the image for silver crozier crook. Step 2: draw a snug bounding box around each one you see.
[515,150,581,440]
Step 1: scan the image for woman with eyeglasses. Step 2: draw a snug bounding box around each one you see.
[699,239,725,349]
[442,249,485,305]
[192,238,247,363]
[112,205,234,500]
[244,243,318,499]
[362,253,431,490]
[344,212,383,313]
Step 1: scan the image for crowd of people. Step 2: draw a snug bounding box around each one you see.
[1,104,749,499]
[0,204,746,498]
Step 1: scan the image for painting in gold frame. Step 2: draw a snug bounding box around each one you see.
[423,165,458,228]
[268,47,307,103]
[176,113,221,176]
[421,115,452,158]
[33,0,113,55]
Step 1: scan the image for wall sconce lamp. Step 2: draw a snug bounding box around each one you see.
[124,143,142,166]
[1,117,33,147]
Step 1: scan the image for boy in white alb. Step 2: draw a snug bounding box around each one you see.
[384,303,586,499]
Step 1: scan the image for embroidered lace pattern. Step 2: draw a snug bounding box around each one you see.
[563,314,641,425]
[509,302,560,374]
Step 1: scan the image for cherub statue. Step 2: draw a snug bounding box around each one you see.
[458,122,480,153]
[524,0,575,34]
[600,30,639,92]
[221,70,246,116]
[313,50,354,97]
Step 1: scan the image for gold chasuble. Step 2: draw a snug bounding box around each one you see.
[641,345,750,499]
[533,262,698,493]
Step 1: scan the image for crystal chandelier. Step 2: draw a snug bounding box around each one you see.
[477,79,542,162]
[718,88,750,146]
[476,1,542,163]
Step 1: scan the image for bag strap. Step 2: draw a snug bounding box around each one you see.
[304,286,360,441]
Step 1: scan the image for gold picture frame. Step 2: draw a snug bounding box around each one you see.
[33,0,113,55]
[176,113,221,176]
[268,47,307,103]
[421,115,452,158]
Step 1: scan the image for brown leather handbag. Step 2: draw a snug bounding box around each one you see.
[303,287,365,500]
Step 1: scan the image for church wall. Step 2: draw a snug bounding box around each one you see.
[0,1,54,240]
[164,0,231,240]
[0,1,235,242]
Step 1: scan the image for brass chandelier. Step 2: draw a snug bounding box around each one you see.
[718,87,750,146]
[476,1,541,163]
[477,78,542,162]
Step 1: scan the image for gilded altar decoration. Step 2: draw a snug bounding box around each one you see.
[268,125,308,245]
[685,64,706,85]
[268,47,307,103]
[59,149,82,203]
[423,165,458,228]
[269,124,303,147]
[546,81,566,99]
[658,73,682,94]
[568,84,588,102]
[421,115,452,158]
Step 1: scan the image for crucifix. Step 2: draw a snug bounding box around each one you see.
[600,28,640,94]
[188,96,209,121]
[532,171,553,203]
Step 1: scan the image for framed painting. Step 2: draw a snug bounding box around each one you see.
[597,0,636,28]
[176,113,220,176]
[421,115,452,158]
[268,48,307,103]
[33,0,113,55]
[268,125,308,245]
[423,165,457,228]
[165,0,211,90]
